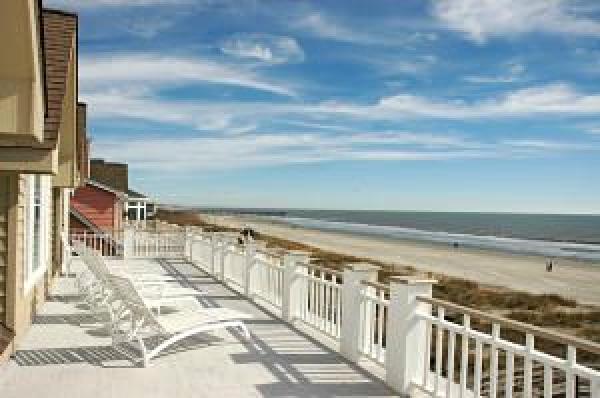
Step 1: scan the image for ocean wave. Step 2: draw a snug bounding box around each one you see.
[272,216,600,262]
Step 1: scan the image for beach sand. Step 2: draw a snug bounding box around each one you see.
[202,214,600,306]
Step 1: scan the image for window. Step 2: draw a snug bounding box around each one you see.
[24,174,48,291]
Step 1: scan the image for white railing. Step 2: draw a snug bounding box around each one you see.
[359,281,389,365]
[297,264,343,339]
[94,226,600,398]
[69,230,123,257]
[414,296,600,398]
[127,230,185,258]
[250,250,284,308]
[223,243,246,289]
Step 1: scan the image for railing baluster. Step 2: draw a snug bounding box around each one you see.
[490,323,500,398]
[474,339,483,397]
[435,307,444,397]
[506,350,514,398]
[524,333,534,398]
[566,346,576,398]
[543,365,552,398]
[377,289,385,363]
[460,314,469,398]
[423,320,432,389]
[446,330,456,398]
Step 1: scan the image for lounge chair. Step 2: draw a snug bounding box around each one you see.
[107,274,252,367]
[73,243,205,312]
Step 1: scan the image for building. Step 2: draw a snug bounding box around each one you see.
[69,159,155,234]
[0,2,87,361]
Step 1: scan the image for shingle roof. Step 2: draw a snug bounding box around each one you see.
[39,9,77,149]
[127,189,149,199]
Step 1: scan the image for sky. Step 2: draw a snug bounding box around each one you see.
[47,0,600,213]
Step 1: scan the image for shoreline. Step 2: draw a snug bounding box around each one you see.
[200,212,600,306]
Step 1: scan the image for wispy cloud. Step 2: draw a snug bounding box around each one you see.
[80,53,297,97]
[329,83,600,119]
[92,130,599,171]
[433,0,600,43]
[220,33,305,64]
[463,62,526,84]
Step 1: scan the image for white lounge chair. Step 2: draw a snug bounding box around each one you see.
[73,243,205,312]
[107,274,252,367]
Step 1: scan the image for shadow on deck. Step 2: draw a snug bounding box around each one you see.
[0,258,397,398]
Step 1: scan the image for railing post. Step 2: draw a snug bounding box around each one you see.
[244,242,264,297]
[122,226,135,259]
[281,251,310,323]
[183,226,192,259]
[385,276,436,395]
[340,263,379,363]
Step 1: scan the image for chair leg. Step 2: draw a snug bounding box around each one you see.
[136,336,150,368]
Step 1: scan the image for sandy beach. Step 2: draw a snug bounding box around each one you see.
[201,213,600,306]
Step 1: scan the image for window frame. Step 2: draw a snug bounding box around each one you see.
[24,174,49,293]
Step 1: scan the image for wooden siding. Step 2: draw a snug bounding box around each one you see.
[0,175,9,324]
[70,184,120,231]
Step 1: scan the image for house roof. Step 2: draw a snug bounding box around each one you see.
[86,179,127,199]
[38,9,77,149]
[126,189,149,200]
[90,159,128,193]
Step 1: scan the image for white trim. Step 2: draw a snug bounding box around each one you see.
[23,174,50,293]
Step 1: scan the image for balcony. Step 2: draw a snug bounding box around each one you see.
[1,227,599,397]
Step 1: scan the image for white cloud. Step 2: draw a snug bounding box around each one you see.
[92,130,599,171]
[464,62,526,84]
[433,0,600,43]
[293,12,379,44]
[220,34,305,64]
[93,131,491,171]
[328,83,600,119]
[80,53,296,97]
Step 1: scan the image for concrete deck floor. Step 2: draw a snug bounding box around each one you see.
[0,258,397,397]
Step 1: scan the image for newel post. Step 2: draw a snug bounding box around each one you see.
[340,263,379,363]
[122,226,135,259]
[281,251,310,323]
[385,276,436,395]
[244,242,263,296]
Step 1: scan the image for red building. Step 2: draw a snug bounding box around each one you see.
[70,180,125,233]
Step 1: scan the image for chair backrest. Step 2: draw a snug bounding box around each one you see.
[106,274,162,331]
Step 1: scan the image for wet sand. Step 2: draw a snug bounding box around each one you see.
[203,214,600,306]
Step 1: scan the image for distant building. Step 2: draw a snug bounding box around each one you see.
[69,159,155,234]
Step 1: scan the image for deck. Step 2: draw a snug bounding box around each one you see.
[0,258,397,397]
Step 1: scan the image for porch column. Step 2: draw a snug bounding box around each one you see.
[281,251,311,323]
[339,263,379,363]
[385,276,436,395]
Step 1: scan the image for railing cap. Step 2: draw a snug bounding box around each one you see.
[284,250,312,258]
[389,276,437,285]
[344,262,380,272]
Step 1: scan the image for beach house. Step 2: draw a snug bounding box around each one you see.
[0,2,87,361]
[69,159,155,235]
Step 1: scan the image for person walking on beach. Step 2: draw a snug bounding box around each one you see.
[546,259,554,272]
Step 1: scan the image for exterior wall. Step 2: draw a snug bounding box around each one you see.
[0,174,10,327]
[0,173,53,357]
[0,0,45,141]
[70,184,120,232]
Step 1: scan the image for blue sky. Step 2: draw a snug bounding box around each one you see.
[48,0,600,213]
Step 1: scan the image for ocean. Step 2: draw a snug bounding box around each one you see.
[192,208,600,261]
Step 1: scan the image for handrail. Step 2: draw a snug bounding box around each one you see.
[417,295,600,356]
[303,263,343,277]
[360,280,390,292]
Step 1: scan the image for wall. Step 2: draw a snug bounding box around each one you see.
[70,184,118,231]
